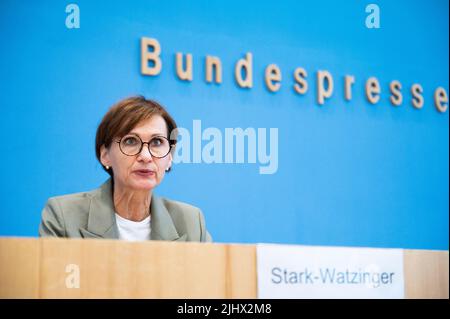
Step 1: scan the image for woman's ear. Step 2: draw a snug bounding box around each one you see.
[100,145,111,167]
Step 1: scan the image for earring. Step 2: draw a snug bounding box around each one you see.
[106,166,110,170]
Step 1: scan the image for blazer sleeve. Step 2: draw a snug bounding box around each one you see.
[198,208,213,242]
[38,197,67,237]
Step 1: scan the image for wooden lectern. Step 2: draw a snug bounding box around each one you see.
[0,238,448,298]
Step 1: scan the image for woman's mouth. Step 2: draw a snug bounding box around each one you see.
[134,169,155,177]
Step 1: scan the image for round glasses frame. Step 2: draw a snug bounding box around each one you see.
[115,134,174,158]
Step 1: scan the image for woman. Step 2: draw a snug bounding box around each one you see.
[39,96,212,242]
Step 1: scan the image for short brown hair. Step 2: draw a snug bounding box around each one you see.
[95,96,177,177]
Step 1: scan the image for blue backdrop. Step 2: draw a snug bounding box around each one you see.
[0,0,448,250]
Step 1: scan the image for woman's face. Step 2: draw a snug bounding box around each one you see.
[100,115,173,191]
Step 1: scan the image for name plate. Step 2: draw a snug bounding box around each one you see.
[256,244,404,299]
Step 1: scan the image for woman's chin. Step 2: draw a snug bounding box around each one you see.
[129,178,157,191]
[138,183,156,191]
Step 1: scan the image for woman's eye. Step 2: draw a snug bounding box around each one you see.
[124,137,138,145]
[151,138,163,146]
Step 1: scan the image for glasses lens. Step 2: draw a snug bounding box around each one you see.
[149,136,170,158]
[120,135,142,155]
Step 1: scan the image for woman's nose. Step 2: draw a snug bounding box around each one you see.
[136,145,153,162]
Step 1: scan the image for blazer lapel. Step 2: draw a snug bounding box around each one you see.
[150,195,186,242]
[82,179,119,239]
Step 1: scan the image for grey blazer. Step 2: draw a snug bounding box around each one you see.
[39,179,212,242]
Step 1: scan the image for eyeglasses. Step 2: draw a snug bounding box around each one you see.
[116,134,174,158]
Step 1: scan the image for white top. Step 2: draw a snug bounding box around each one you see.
[115,213,151,241]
